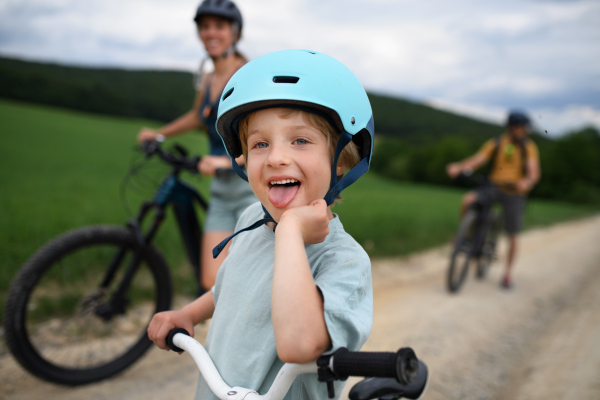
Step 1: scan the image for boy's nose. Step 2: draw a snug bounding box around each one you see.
[266,143,291,168]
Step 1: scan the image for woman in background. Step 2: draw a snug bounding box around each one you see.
[138,0,256,293]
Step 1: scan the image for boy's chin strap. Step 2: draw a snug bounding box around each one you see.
[212,130,367,259]
[212,204,275,258]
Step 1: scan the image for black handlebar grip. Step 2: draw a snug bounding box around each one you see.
[141,140,158,157]
[166,328,191,353]
[332,347,419,384]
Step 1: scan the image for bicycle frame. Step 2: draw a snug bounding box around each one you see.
[97,171,208,320]
[469,194,495,258]
[153,173,209,281]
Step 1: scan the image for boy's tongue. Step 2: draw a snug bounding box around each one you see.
[268,184,300,208]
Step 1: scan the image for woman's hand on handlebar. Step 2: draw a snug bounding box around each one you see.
[138,127,160,144]
[147,310,195,351]
[198,155,232,176]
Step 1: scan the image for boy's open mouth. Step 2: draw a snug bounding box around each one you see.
[268,179,301,208]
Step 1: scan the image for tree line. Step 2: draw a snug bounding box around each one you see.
[371,128,600,204]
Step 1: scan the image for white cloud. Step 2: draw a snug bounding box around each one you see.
[427,99,600,136]
[0,0,599,134]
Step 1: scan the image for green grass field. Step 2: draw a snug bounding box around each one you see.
[1,99,597,319]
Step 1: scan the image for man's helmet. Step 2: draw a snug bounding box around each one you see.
[216,49,374,205]
[193,0,243,31]
[507,111,531,127]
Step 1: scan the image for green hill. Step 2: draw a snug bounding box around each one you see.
[2,55,597,204]
[0,55,501,142]
[367,93,503,141]
[0,56,196,122]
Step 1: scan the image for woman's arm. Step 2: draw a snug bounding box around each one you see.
[271,200,332,363]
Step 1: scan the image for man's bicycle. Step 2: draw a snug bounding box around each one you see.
[3,141,215,385]
[447,173,505,293]
[166,328,428,400]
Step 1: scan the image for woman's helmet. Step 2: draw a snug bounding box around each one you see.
[193,0,243,31]
[217,49,374,205]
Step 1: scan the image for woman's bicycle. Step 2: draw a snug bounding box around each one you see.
[3,140,216,385]
[166,328,429,400]
[447,173,504,293]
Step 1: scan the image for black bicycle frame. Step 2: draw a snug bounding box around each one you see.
[469,184,497,258]
[97,171,208,320]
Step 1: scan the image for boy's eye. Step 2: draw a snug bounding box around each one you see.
[294,138,308,145]
[256,142,268,149]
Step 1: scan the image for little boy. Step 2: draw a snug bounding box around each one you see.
[148,49,376,400]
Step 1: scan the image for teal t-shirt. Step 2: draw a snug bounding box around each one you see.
[194,202,373,400]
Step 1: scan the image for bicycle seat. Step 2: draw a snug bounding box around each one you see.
[348,360,428,400]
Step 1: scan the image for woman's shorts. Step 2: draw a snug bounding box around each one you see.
[204,172,257,232]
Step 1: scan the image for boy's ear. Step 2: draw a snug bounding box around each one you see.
[335,163,347,177]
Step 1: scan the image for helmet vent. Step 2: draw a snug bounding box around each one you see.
[222,87,234,101]
[273,76,300,84]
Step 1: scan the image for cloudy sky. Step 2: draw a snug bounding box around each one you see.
[1,0,599,135]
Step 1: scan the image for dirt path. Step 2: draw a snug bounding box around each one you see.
[2,215,600,400]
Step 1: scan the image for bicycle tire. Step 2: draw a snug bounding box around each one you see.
[476,210,500,279]
[3,225,172,385]
[447,209,477,293]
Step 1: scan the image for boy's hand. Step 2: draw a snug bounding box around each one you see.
[279,199,330,244]
[147,310,194,351]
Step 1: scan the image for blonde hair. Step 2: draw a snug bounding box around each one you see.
[238,108,360,181]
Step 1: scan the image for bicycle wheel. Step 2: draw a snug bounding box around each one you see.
[3,225,172,385]
[476,210,500,279]
[447,209,477,293]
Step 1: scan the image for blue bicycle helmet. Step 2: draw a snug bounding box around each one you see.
[211,49,375,258]
[217,49,374,201]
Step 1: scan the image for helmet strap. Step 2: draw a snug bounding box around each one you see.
[324,130,369,205]
[231,157,248,181]
[212,204,276,258]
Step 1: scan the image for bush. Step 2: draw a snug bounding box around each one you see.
[374,128,600,205]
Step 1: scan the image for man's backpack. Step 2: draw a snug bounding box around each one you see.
[486,136,529,178]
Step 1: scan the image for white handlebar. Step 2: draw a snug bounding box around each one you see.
[172,333,318,400]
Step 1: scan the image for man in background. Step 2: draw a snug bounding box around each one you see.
[446,111,541,289]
